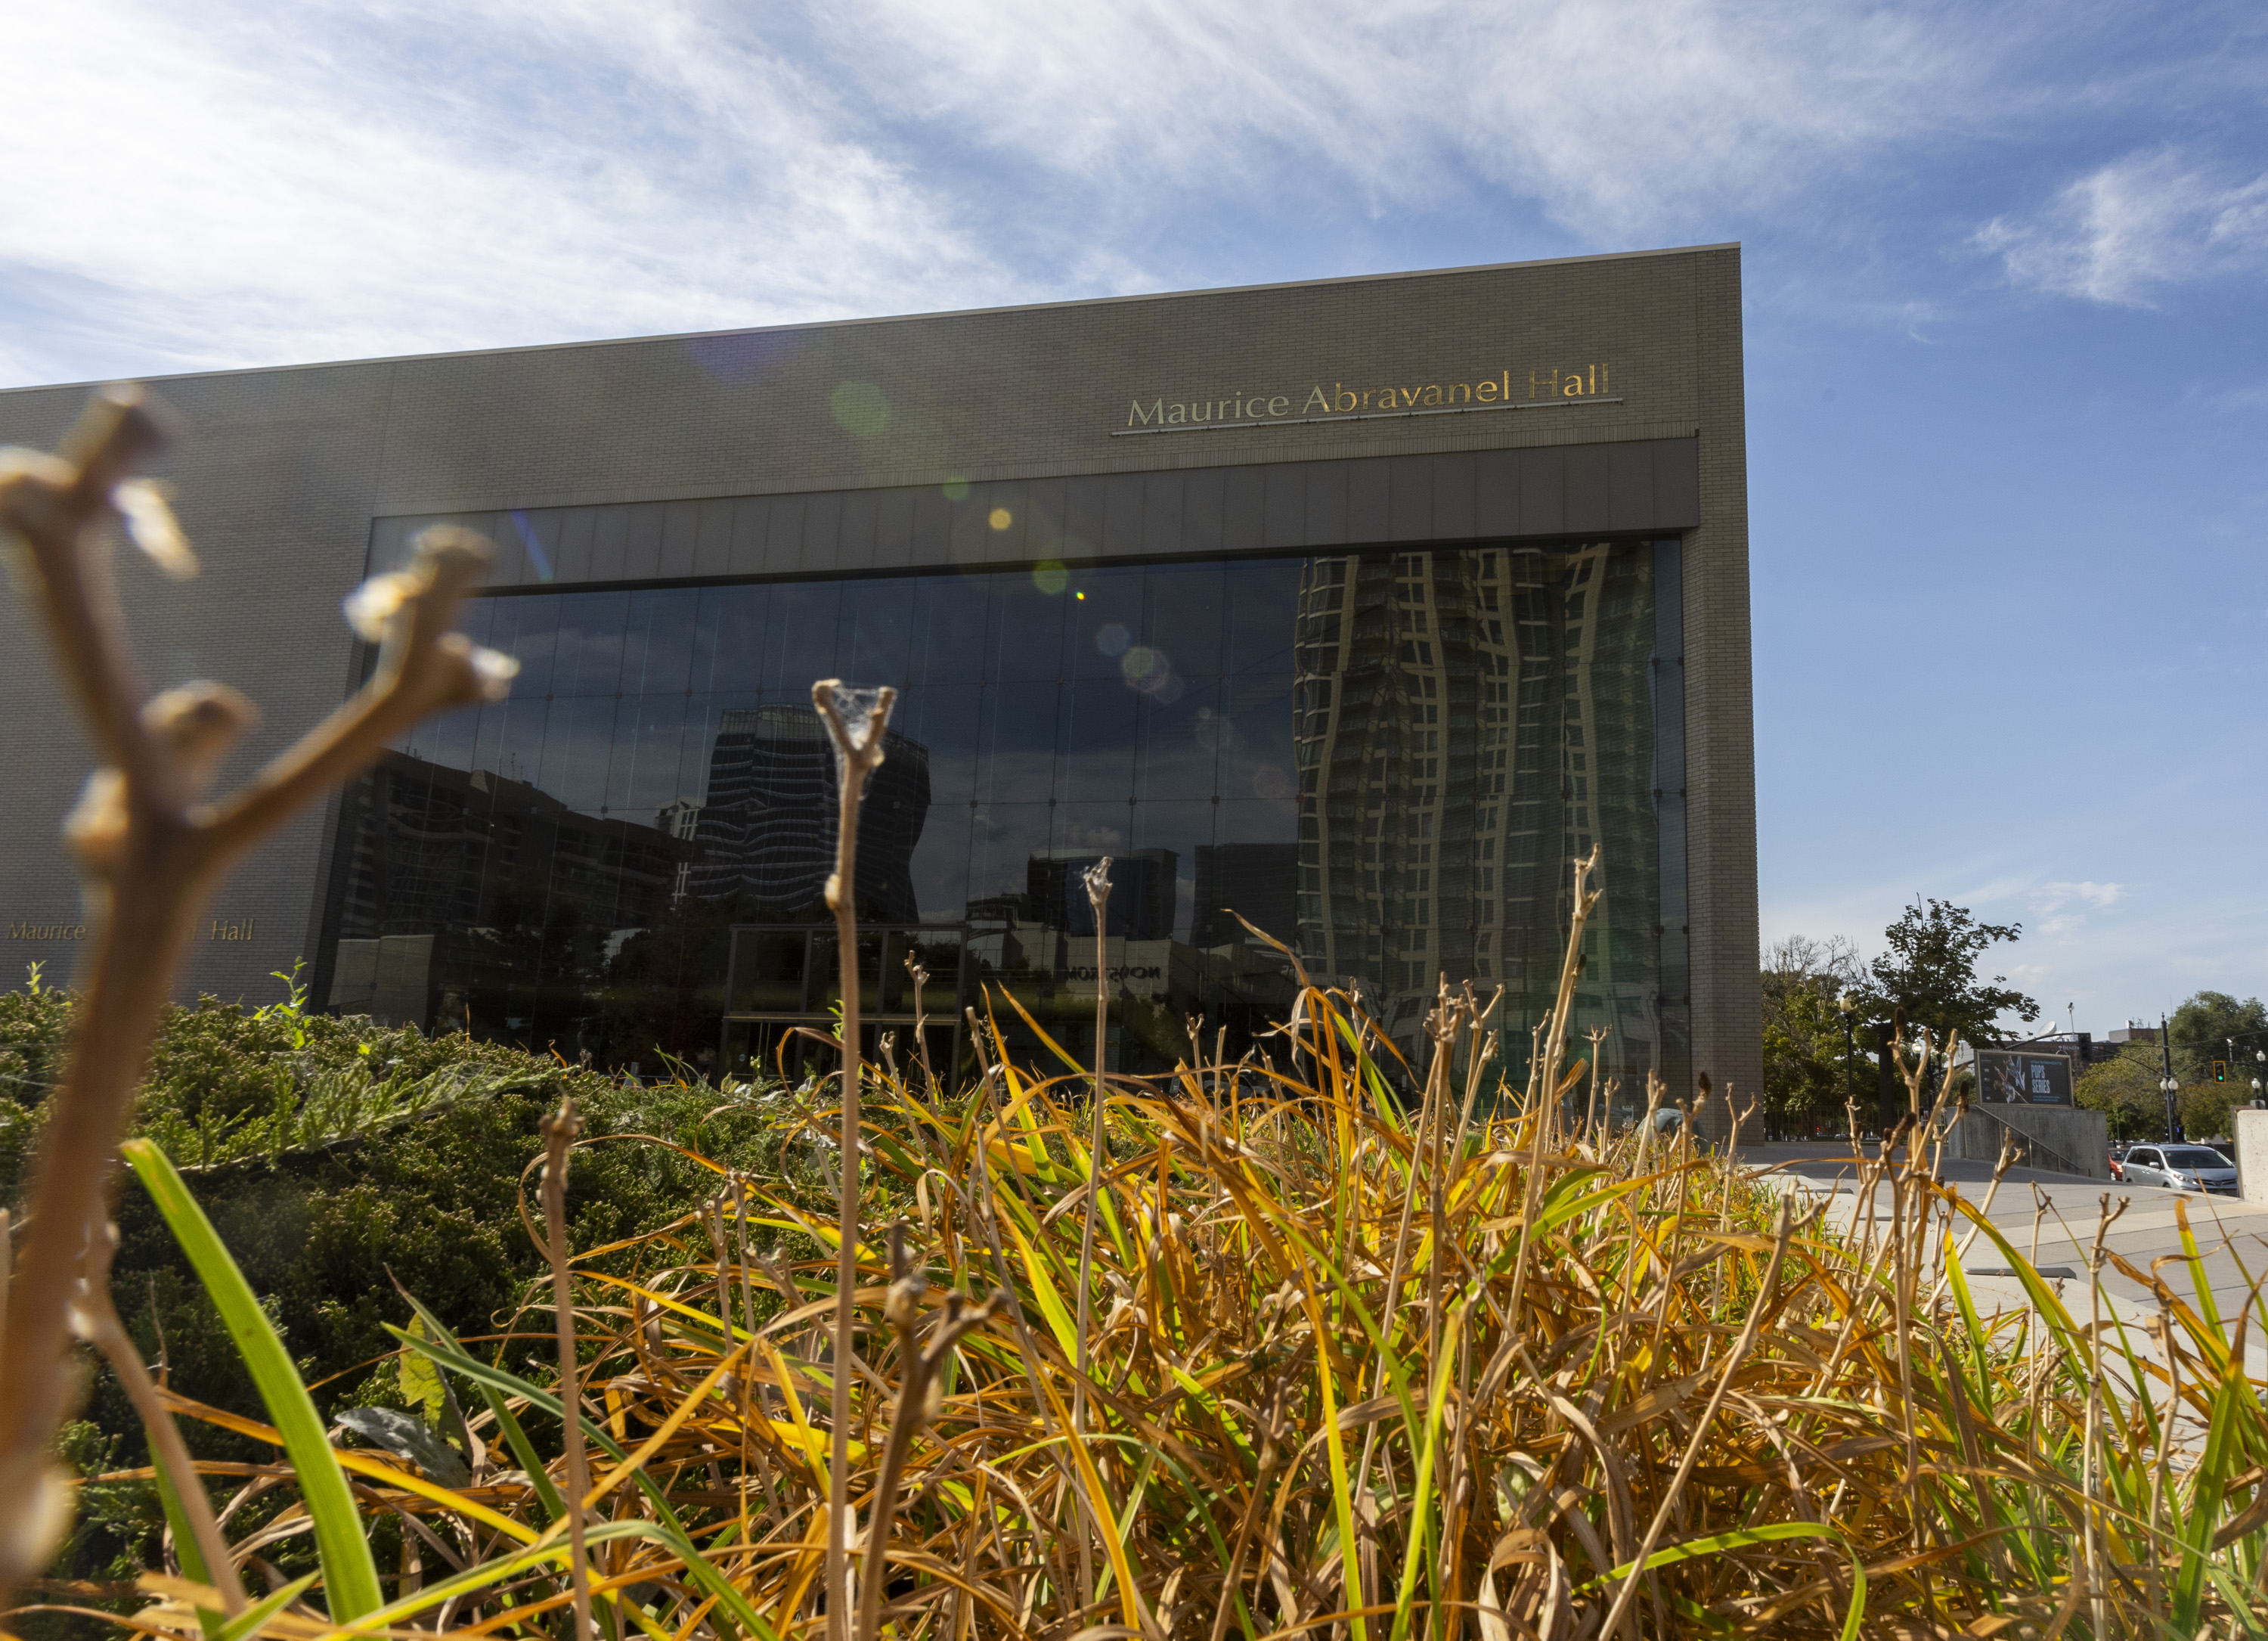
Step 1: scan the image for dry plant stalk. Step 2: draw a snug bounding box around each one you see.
[0,387,515,1593]
[810,677,897,1641]
[541,1100,596,1641]
[1071,857,1113,1608]
[857,1223,1002,1641]
[52,835,2268,1640]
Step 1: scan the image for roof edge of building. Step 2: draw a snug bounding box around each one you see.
[0,243,1743,398]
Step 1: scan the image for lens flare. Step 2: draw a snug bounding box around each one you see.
[1121,646,1182,700]
[829,381,891,438]
[1032,562,1068,595]
[988,507,1012,531]
[1095,623,1130,657]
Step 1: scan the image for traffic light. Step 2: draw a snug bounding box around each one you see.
[2213,1059,2229,1084]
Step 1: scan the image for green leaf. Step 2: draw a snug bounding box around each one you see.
[398,1315,446,1422]
[2173,1348,2251,1630]
[124,1138,385,1622]
[150,1453,225,1641]
[220,1573,319,1641]
[1581,1521,1866,1641]
[392,1291,564,1523]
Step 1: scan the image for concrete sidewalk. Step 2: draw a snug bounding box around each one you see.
[1737,1143,2268,1390]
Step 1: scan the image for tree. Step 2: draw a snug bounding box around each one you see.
[1864,898,2040,1052]
[2183,1081,2239,1143]
[1760,935,1868,1137]
[2074,1045,2167,1142]
[2167,990,2268,1084]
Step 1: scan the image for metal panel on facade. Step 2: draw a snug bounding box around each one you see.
[693,498,735,578]
[1653,439,1700,526]
[1563,445,1610,533]
[766,497,806,574]
[1180,467,1225,557]
[658,501,701,579]
[1141,473,1183,557]
[1607,444,1653,531]
[1345,457,1391,544]
[590,507,631,581]
[1517,448,1566,535]
[557,507,598,582]
[1473,449,1520,537]
[1303,461,1348,546]
[835,490,879,572]
[873,488,917,569]
[1262,464,1306,548]
[1102,475,1146,556]
[727,498,770,575]
[801,493,844,572]
[623,502,666,581]
[1386,455,1432,543]
[1431,451,1477,540]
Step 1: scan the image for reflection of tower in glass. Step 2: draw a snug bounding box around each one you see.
[1294,547,1659,1079]
[686,706,931,920]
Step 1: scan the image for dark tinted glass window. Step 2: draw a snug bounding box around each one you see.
[319,542,1683,1090]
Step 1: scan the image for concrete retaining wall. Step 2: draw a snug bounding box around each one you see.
[1943,1104,2108,1179]
[2236,1109,2268,1204]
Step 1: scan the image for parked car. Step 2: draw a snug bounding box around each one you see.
[2108,1143,2130,1181]
[2120,1144,2239,1195]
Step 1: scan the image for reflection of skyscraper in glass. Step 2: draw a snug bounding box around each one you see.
[686,706,931,921]
[1294,547,1663,1083]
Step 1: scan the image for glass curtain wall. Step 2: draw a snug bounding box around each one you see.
[318,540,1684,1090]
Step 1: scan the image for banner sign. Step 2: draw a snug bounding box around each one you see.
[1977,1048,2074,1106]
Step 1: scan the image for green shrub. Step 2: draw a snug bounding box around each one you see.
[0,972,836,1597]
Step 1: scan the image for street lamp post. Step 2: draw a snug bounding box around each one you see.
[2255,1048,2266,1109]
[1837,991,1857,1143]
[2161,1013,2183,1144]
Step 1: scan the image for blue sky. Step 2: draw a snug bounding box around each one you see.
[6,1,2265,1034]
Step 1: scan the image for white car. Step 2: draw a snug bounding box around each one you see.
[2120,1144,2239,1195]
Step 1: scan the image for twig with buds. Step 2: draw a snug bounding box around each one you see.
[1071,857,1112,1609]
[810,677,896,1641]
[0,386,516,1595]
[857,1223,1002,1641]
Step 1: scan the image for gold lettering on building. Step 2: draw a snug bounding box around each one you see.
[1126,363,1617,431]
[209,920,256,941]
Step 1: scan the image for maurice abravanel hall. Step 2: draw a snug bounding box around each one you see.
[0,246,1759,1120]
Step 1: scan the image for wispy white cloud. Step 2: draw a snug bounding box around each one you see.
[1,0,2066,386]
[2040,880,2127,913]
[0,0,1031,383]
[1976,148,2268,306]
[815,0,2003,240]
